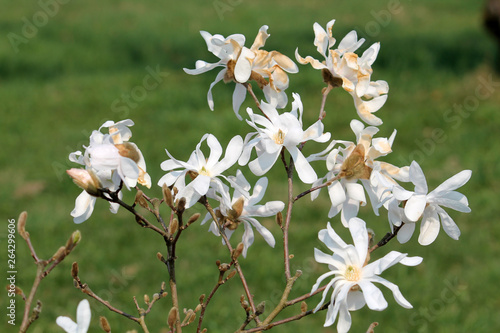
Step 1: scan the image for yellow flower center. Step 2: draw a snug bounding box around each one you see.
[344,265,361,282]
[273,129,285,145]
[199,166,211,177]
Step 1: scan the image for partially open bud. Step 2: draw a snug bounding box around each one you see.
[169,218,179,236]
[17,211,28,240]
[99,316,111,332]
[162,184,174,209]
[187,213,201,226]
[71,262,79,279]
[135,190,149,209]
[300,301,308,313]
[232,242,244,261]
[66,168,102,196]
[255,301,266,316]
[167,307,179,329]
[276,211,283,229]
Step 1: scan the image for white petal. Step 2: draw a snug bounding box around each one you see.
[288,146,318,184]
[76,299,91,333]
[56,316,78,333]
[436,206,461,240]
[232,83,247,120]
[404,194,427,222]
[409,161,428,194]
[234,47,255,83]
[432,170,472,193]
[418,207,441,245]
[357,280,387,311]
[347,217,368,265]
[369,275,413,309]
[397,222,415,244]
[71,192,96,224]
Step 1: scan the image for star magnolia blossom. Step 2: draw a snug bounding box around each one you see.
[202,169,284,257]
[296,19,388,126]
[312,218,422,332]
[68,120,151,223]
[158,134,243,208]
[184,26,298,119]
[56,299,91,333]
[392,161,472,245]
[239,93,330,184]
[309,120,408,226]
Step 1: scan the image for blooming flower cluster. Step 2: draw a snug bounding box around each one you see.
[64,18,472,332]
[184,25,298,119]
[68,119,151,223]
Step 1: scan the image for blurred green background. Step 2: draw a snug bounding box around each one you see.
[1,0,499,332]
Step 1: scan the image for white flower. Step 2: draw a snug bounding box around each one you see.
[312,218,422,332]
[309,120,407,226]
[296,19,388,126]
[202,170,284,257]
[158,134,243,208]
[184,26,298,119]
[56,299,91,333]
[68,120,150,223]
[392,161,472,245]
[239,93,330,184]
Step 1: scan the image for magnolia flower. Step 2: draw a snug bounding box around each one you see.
[202,170,284,257]
[392,161,472,245]
[158,134,243,208]
[68,120,150,223]
[239,93,330,184]
[56,299,91,333]
[309,120,408,226]
[296,19,388,126]
[184,26,298,119]
[312,218,422,332]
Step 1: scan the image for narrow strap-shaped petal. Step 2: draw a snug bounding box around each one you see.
[369,275,413,309]
[56,316,78,333]
[357,280,387,311]
[76,300,91,333]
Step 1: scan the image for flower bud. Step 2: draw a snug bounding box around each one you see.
[135,190,149,209]
[144,294,150,305]
[276,211,283,229]
[300,301,307,313]
[199,294,206,304]
[71,262,79,279]
[167,307,178,329]
[162,184,174,209]
[255,301,266,316]
[17,211,28,240]
[187,213,201,226]
[232,242,244,261]
[99,316,111,332]
[169,218,179,236]
[66,168,102,196]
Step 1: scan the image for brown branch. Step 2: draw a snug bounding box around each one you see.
[369,223,404,253]
[293,174,341,202]
[202,199,259,323]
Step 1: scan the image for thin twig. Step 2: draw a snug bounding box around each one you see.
[203,199,258,321]
[293,174,341,202]
[369,223,404,253]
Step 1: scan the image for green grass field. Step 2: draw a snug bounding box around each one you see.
[2,0,500,332]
